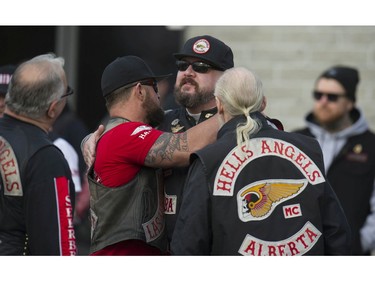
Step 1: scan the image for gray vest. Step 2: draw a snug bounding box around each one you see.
[88,118,167,254]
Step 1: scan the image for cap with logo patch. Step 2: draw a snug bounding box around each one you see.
[173,35,234,71]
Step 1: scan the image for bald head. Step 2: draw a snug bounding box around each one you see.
[6,54,66,119]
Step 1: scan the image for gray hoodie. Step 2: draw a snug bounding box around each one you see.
[305,108,375,253]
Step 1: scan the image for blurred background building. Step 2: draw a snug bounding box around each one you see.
[1,25,374,132]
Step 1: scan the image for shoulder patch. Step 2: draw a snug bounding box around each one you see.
[0,136,23,196]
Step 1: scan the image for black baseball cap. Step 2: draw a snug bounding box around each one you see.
[0,64,17,95]
[101,55,172,97]
[173,35,234,71]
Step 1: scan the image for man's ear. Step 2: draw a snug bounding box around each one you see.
[46,100,59,119]
[215,97,224,115]
[134,83,146,102]
[346,100,354,112]
[260,96,267,112]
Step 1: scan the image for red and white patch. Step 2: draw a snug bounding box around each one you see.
[238,221,322,256]
[142,172,165,242]
[283,203,302,219]
[214,138,325,197]
[193,39,210,54]
[54,177,77,255]
[164,193,177,215]
[0,136,23,196]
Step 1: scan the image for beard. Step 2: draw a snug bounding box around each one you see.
[174,77,215,109]
[313,105,346,131]
[143,92,165,128]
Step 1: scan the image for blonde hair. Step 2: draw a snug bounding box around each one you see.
[214,67,264,149]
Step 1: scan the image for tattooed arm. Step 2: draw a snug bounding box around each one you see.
[81,115,219,169]
[145,115,219,168]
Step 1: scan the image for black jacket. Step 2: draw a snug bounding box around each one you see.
[158,107,217,243]
[171,113,351,255]
[294,109,375,255]
[0,114,76,255]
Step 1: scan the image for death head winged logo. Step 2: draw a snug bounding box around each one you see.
[237,179,308,222]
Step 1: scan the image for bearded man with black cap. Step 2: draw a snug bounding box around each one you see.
[158,35,284,243]
[294,65,375,255]
[157,35,235,243]
[87,55,220,255]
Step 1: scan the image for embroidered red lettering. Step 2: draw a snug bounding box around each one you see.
[164,194,176,215]
[55,177,76,255]
[283,204,302,219]
[143,180,165,242]
[238,221,322,256]
[214,138,325,198]
[0,137,23,196]
[144,205,164,242]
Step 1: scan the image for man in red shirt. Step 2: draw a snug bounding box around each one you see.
[88,55,219,255]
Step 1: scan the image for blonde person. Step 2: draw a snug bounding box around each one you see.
[171,67,351,255]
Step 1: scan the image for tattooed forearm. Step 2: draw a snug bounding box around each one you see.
[145,132,189,165]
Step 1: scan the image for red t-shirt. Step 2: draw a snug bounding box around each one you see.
[92,121,164,255]
[94,122,163,187]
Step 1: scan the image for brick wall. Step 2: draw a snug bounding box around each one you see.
[183,26,375,132]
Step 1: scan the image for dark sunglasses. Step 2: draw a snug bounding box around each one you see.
[176,60,218,74]
[60,86,74,99]
[124,79,158,94]
[313,91,347,102]
[140,79,158,94]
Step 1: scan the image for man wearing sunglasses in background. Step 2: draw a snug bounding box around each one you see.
[293,66,375,255]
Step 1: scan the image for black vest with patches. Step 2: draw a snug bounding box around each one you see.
[158,107,217,242]
[0,115,56,255]
[192,113,349,255]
